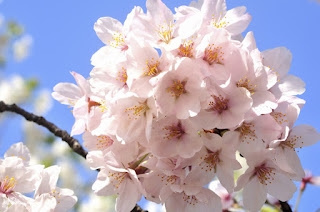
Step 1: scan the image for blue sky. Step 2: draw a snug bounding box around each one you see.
[1,0,320,211]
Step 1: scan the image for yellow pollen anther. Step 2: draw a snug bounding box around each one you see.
[211,14,229,28]
[156,21,174,44]
[200,150,221,172]
[271,112,288,125]
[143,59,161,77]
[236,123,256,144]
[255,165,275,185]
[162,122,185,140]
[208,95,229,114]
[125,102,149,120]
[281,135,302,151]
[182,193,199,205]
[116,67,128,83]
[167,80,186,98]
[96,135,114,150]
[178,40,194,58]
[236,77,257,94]
[1,176,17,193]
[203,44,224,65]
[108,31,128,50]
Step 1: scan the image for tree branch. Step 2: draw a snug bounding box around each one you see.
[0,101,147,212]
[0,101,88,158]
[280,201,293,212]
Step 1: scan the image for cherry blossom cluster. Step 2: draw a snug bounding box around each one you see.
[52,0,320,211]
[0,142,77,212]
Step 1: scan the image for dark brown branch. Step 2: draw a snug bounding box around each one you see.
[0,101,88,158]
[0,100,147,212]
[131,205,148,212]
[280,201,292,212]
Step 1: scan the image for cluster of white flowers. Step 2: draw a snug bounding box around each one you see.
[53,0,320,211]
[0,142,77,212]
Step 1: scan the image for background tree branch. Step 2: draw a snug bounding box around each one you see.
[280,201,293,212]
[0,100,147,212]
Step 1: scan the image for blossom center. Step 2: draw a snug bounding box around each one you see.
[96,135,114,150]
[200,150,221,172]
[143,58,161,77]
[156,21,174,44]
[162,121,185,140]
[51,189,61,204]
[160,175,179,185]
[211,14,229,29]
[208,95,229,114]
[116,67,128,83]
[108,32,128,51]
[236,123,256,143]
[0,176,17,194]
[271,112,288,125]
[167,80,186,98]
[236,77,257,94]
[178,40,194,58]
[203,44,224,65]
[125,102,149,120]
[108,171,128,189]
[182,192,199,205]
[281,135,302,150]
[255,165,275,185]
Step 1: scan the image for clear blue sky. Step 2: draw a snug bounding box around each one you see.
[1,0,320,211]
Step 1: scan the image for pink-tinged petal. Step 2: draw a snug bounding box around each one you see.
[7,192,32,205]
[53,187,77,212]
[251,90,277,115]
[123,6,143,31]
[241,31,256,52]
[310,176,320,186]
[271,75,306,97]
[106,142,139,166]
[52,83,81,105]
[175,6,202,39]
[70,118,86,136]
[142,172,164,203]
[273,147,304,181]
[254,114,282,143]
[32,193,56,212]
[70,72,89,95]
[35,166,61,197]
[176,136,202,158]
[94,17,123,45]
[91,46,126,67]
[92,169,116,196]
[225,7,252,35]
[116,179,142,212]
[290,125,320,148]
[5,202,29,212]
[4,142,31,163]
[262,47,292,79]
[243,177,267,212]
[86,151,105,170]
[146,0,173,23]
[14,164,43,194]
[201,0,227,20]
[0,193,9,210]
[266,172,296,201]
[235,167,255,191]
[164,191,187,212]
[216,162,236,193]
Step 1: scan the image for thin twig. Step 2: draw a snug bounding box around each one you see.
[0,101,88,158]
[0,100,146,212]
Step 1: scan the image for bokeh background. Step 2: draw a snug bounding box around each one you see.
[1,0,320,211]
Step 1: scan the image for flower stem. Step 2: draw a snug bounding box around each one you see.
[294,188,304,212]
